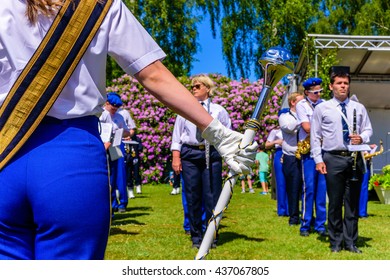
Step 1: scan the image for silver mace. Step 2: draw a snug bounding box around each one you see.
[195,46,294,260]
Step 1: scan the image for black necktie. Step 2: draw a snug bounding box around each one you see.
[340,102,349,143]
[196,102,205,142]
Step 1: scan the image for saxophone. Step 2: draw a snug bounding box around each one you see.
[364,140,384,160]
[295,135,311,160]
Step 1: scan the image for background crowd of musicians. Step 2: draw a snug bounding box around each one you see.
[103,67,373,253]
[264,67,373,254]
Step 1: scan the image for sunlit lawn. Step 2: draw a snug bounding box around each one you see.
[105,183,390,260]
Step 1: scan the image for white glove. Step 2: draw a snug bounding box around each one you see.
[202,118,258,174]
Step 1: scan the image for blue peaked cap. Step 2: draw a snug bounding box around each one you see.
[107,92,123,107]
[302,77,322,90]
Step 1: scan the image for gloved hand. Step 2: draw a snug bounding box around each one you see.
[202,118,258,174]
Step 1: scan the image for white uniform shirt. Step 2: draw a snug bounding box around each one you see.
[171,99,232,151]
[99,109,130,134]
[278,111,300,156]
[0,0,166,119]
[296,98,323,141]
[117,108,136,131]
[266,128,283,149]
[311,97,373,164]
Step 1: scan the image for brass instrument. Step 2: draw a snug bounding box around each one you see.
[351,109,358,182]
[295,136,311,160]
[364,140,384,160]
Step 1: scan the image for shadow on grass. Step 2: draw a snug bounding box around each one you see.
[109,227,140,236]
[315,234,373,249]
[357,235,373,248]
[218,231,265,246]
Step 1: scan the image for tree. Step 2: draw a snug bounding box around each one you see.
[107,1,390,83]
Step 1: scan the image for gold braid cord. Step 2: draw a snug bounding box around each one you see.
[197,174,238,260]
[244,119,261,131]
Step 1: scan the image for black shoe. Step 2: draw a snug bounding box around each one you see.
[192,243,200,249]
[345,245,362,254]
[300,230,310,237]
[316,230,329,237]
[330,246,342,253]
[185,230,191,235]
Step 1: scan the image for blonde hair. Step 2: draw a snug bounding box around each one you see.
[26,0,104,24]
[191,74,216,96]
[287,92,303,108]
[26,0,64,24]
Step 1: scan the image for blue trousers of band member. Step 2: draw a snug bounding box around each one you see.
[359,169,370,218]
[274,148,289,216]
[300,154,327,232]
[181,146,222,245]
[181,177,206,232]
[0,116,111,259]
[109,143,128,211]
[282,154,302,225]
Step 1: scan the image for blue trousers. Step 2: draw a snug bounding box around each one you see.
[300,155,327,232]
[181,145,222,244]
[359,170,370,217]
[181,177,206,232]
[110,143,128,210]
[274,148,289,216]
[0,116,111,259]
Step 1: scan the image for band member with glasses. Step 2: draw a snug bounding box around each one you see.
[296,77,328,237]
[171,74,232,249]
[311,67,372,253]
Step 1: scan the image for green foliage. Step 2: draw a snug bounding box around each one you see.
[369,165,390,190]
[124,0,202,77]
[302,37,339,100]
[107,1,390,83]
[105,184,390,260]
[354,0,390,35]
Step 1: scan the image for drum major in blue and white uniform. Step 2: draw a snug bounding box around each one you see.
[0,0,166,259]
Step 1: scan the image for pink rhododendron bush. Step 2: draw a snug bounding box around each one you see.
[107,73,287,184]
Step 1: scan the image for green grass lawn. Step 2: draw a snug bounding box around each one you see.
[105,183,390,260]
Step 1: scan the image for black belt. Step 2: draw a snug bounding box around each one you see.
[325,150,353,157]
[182,144,205,150]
